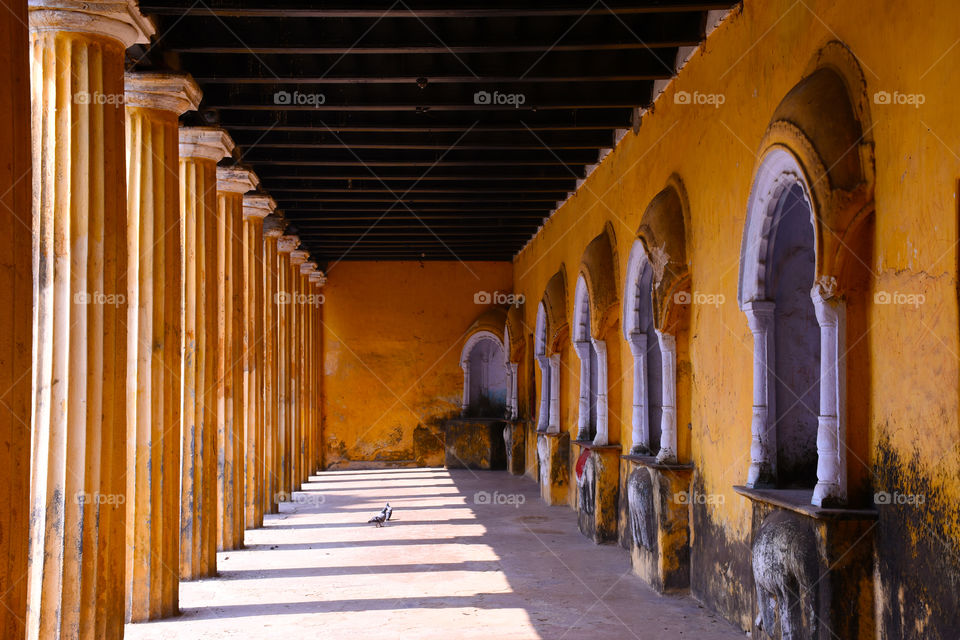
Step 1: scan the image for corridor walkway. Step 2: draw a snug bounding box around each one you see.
[125,468,741,639]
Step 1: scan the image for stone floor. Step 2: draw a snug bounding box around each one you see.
[125,468,743,639]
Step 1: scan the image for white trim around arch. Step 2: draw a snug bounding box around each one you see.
[459,330,506,415]
[623,240,678,463]
[739,146,846,506]
[534,302,557,433]
[573,274,609,446]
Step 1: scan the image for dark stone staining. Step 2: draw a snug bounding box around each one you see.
[874,440,960,640]
[413,423,444,466]
[690,474,754,631]
[627,467,657,553]
[577,454,597,539]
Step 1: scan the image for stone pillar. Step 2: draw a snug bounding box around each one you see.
[309,270,327,471]
[276,234,299,500]
[744,300,776,488]
[655,331,678,464]
[216,166,258,550]
[591,338,608,446]
[179,127,234,579]
[627,332,650,454]
[27,3,153,638]
[288,249,308,491]
[573,341,591,440]
[262,216,285,512]
[124,71,200,622]
[299,261,319,483]
[548,354,561,434]
[242,195,274,528]
[811,282,846,506]
[0,2,32,635]
[535,354,551,432]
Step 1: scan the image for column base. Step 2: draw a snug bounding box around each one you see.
[734,486,877,640]
[442,418,507,470]
[621,455,694,592]
[573,442,621,543]
[503,420,527,475]
[536,432,569,506]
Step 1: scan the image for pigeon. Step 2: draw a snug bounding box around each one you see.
[384,503,393,521]
[368,513,386,527]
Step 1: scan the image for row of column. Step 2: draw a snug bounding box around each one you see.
[6,1,328,637]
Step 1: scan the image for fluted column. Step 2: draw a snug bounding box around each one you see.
[216,166,257,550]
[744,300,776,488]
[179,127,234,579]
[299,261,318,483]
[309,270,327,471]
[288,248,308,492]
[275,233,298,501]
[242,195,274,528]
[262,216,285,512]
[124,72,199,623]
[27,3,153,638]
[0,2,32,636]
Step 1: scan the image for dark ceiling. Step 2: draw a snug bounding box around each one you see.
[134,1,735,263]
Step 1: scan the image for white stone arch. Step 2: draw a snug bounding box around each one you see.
[623,240,677,463]
[534,302,556,432]
[459,330,508,417]
[739,146,846,506]
[572,274,609,445]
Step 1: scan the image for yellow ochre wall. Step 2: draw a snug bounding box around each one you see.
[321,261,512,468]
[510,0,960,636]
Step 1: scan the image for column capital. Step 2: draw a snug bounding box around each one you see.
[289,250,309,266]
[124,72,201,115]
[263,213,286,238]
[243,194,276,220]
[277,235,299,253]
[217,165,259,194]
[29,0,155,48]
[179,126,234,162]
[300,261,317,276]
[309,271,327,287]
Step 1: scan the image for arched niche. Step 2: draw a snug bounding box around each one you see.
[535,268,568,434]
[572,228,619,446]
[624,178,690,463]
[738,42,874,507]
[504,303,525,420]
[460,308,509,418]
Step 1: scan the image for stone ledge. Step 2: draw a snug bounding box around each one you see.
[622,454,694,471]
[573,440,622,452]
[734,486,878,521]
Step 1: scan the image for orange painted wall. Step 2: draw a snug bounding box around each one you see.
[510,0,960,635]
[321,261,513,468]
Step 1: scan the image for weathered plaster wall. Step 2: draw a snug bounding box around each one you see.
[510,0,960,636]
[321,261,512,468]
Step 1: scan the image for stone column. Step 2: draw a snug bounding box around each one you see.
[626,332,650,454]
[573,341,592,440]
[124,72,200,623]
[0,2,32,636]
[242,195,274,528]
[548,354,561,434]
[299,261,319,483]
[28,3,153,638]
[288,249,308,491]
[811,282,846,506]
[262,215,285,512]
[535,354,551,431]
[216,166,257,550]
[655,331,678,464]
[276,234,299,500]
[309,270,327,471]
[591,338,608,446]
[744,300,776,488]
[179,127,234,579]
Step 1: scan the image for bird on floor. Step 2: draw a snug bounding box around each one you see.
[368,513,386,527]
[383,503,393,520]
